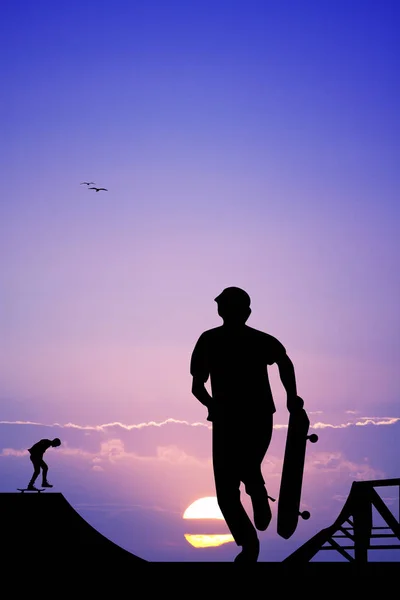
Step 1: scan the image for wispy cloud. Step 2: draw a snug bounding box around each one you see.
[307,451,385,480]
[0,418,211,432]
[156,445,210,467]
[1,415,399,433]
[0,448,28,457]
[313,417,400,429]
[1,437,212,468]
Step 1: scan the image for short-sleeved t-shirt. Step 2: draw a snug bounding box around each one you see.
[190,324,287,418]
[28,439,52,457]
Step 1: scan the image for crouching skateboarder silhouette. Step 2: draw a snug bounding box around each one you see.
[26,438,61,491]
[190,287,303,562]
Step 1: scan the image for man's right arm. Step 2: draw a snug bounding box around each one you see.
[191,376,213,409]
[192,377,216,422]
[190,334,215,420]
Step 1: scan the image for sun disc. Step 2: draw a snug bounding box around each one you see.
[183,496,224,520]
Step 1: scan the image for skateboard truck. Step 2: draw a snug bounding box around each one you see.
[269,495,311,520]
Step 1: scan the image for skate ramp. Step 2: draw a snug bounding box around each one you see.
[1,492,147,572]
[2,487,397,587]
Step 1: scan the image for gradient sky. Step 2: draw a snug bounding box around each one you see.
[1,0,399,562]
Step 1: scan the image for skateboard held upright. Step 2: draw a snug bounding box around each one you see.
[277,397,318,539]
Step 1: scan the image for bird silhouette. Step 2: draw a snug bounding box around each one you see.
[89,187,108,192]
[80,181,95,185]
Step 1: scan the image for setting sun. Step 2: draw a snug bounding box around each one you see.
[183,496,224,520]
[184,534,234,548]
[183,497,234,548]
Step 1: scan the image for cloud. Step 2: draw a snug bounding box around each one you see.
[259,449,384,484]
[100,438,126,459]
[0,448,28,457]
[55,444,93,457]
[0,418,211,432]
[1,415,399,472]
[31,436,212,468]
[312,417,400,429]
[156,445,210,467]
[308,451,384,480]
[1,414,399,490]
[2,414,399,434]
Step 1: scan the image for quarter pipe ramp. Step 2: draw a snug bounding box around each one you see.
[1,492,147,571]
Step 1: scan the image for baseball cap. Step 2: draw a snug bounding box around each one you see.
[214,287,251,307]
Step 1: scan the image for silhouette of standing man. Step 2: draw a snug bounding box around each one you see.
[190,287,302,562]
[27,438,61,490]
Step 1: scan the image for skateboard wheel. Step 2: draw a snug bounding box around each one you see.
[307,434,318,443]
[300,510,310,520]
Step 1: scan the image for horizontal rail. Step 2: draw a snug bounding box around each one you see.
[339,526,393,531]
[354,478,400,488]
[333,534,397,539]
[321,545,400,550]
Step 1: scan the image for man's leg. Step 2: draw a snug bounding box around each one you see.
[41,461,53,487]
[212,423,259,562]
[28,457,41,489]
[241,415,274,531]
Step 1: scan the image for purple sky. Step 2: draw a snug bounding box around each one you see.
[1,0,399,562]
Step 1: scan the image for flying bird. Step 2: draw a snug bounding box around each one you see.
[80,181,95,185]
[89,187,108,192]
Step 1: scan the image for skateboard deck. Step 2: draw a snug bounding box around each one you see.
[17,488,46,493]
[277,399,318,539]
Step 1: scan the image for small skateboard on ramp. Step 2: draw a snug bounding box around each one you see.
[277,397,318,539]
[17,488,46,493]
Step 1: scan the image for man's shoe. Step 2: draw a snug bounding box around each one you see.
[27,484,38,491]
[234,538,260,563]
[42,482,53,488]
[250,487,272,531]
